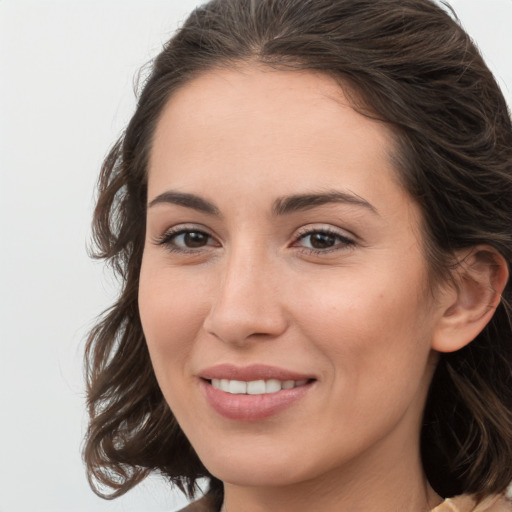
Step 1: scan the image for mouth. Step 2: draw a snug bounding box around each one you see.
[198,365,316,421]
[207,378,311,395]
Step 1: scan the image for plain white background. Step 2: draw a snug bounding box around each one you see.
[0,1,511,511]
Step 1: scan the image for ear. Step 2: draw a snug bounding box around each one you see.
[431,246,509,353]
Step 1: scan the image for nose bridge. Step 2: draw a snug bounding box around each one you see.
[204,242,287,344]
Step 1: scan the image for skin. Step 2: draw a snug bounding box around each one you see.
[139,66,457,512]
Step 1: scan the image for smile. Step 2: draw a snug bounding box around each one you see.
[210,378,309,395]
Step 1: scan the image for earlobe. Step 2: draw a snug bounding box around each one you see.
[431,246,509,353]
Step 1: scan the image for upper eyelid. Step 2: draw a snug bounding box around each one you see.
[152,223,357,248]
[160,223,214,236]
[293,224,356,240]
[153,224,217,245]
[158,223,353,236]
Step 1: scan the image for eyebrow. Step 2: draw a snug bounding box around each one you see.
[148,191,221,216]
[272,190,378,216]
[148,189,378,217]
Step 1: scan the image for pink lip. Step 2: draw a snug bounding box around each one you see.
[199,364,314,382]
[198,364,316,422]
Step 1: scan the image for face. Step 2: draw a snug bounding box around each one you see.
[139,66,443,489]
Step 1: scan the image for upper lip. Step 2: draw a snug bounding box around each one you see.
[198,364,315,382]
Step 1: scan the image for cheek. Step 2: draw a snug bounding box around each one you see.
[292,265,434,394]
[138,260,208,383]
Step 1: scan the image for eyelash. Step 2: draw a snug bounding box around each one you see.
[154,226,218,254]
[293,227,356,255]
[154,225,356,255]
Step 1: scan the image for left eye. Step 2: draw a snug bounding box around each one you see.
[296,230,354,251]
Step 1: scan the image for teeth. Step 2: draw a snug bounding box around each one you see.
[265,379,281,393]
[229,380,247,394]
[210,378,308,395]
[282,380,295,389]
[247,380,265,395]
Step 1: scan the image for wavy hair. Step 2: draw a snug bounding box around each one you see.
[84,0,512,504]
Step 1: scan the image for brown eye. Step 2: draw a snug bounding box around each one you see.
[181,231,209,248]
[308,232,337,249]
[295,229,355,253]
[156,228,217,252]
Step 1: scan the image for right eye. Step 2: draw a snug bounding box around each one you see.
[155,227,219,252]
[171,230,210,248]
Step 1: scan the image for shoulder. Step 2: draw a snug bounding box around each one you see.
[472,494,512,512]
[432,493,512,512]
[176,494,218,512]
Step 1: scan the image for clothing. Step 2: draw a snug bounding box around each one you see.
[432,493,511,512]
[177,493,512,512]
[178,493,217,512]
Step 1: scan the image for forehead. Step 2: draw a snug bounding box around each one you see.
[146,65,424,241]
[149,65,397,190]
[153,66,390,141]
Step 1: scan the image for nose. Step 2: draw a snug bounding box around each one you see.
[203,248,289,346]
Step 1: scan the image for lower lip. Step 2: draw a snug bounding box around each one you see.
[201,380,314,421]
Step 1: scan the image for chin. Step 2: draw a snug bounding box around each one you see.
[208,459,306,488]
[193,435,325,489]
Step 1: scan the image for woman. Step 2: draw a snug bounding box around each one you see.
[84,0,512,511]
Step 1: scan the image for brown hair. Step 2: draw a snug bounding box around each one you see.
[84,0,512,503]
